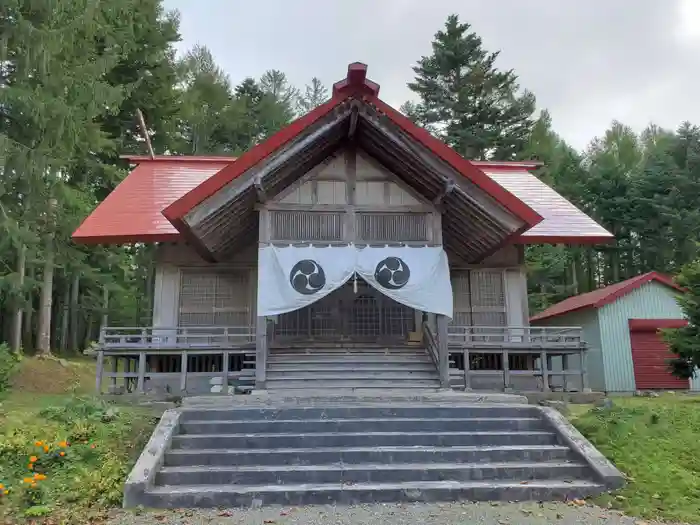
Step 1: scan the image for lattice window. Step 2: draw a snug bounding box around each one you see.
[178,270,251,327]
[356,212,429,242]
[470,270,506,327]
[450,269,506,327]
[270,210,343,241]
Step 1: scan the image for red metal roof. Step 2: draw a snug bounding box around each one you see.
[72,63,615,247]
[481,169,614,244]
[72,158,232,244]
[530,272,684,322]
[163,63,543,232]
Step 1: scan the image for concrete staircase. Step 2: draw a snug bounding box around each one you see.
[266,345,440,390]
[128,402,621,508]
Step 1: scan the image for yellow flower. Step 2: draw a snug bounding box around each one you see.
[28,463,33,470]
[59,451,66,457]
[34,441,43,447]
[2,490,8,496]
[22,477,33,484]
[29,455,38,462]
[30,483,37,489]
[43,445,49,453]
[0,483,4,489]
[34,474,46,481]
[58,440,68,448]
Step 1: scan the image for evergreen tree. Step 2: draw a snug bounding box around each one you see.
[666,256,700,379]
[406,14,536,160]
[297,77,328,114]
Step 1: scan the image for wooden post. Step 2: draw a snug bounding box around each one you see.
[95,350,104,394]
[222,351,230,394]
[463,348,471,391]
[137,352,147,393]
[110,356,118,391]
[437,314,450,389]
[540,350,550,392]
[562,354,570,392]
[180,350,188,393]
[255,317,267,390]
[502,349,511,392]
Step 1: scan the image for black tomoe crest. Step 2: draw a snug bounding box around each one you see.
[289,259,326,295]
[374,256,410,290]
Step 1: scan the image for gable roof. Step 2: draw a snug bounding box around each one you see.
[72,62,613,250]
[530,271,684,322]
[162,63,542,229]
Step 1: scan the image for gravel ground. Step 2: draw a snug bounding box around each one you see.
[106,502,688,525]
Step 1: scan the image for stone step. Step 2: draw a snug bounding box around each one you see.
[265,379,440,389]
[141,479,604,508]
[171,430,559,450]
[164,444,575,468]
[178,405,541,422]
[269,350,428,356]
[267,362,436,371]
[265,372,439,381]
[178,417,545,435]
[156,461,590,486]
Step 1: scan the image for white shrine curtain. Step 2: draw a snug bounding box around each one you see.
[257,244,453,318]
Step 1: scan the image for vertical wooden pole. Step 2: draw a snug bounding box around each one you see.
[562,354,570,392]
[137,352,146,393]
[502,349,511,392]
[255,317,267,390]
[221,351,230,394]
[180,350,188,393]
[95,350,104,394]
[463,348,471,391]
[110,356,117,391]
[437,314,450,389]
[540,350,550,392]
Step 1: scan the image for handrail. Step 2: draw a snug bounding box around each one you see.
[99,325,255,350]
[447,325,584,348]
[422,322,440,369]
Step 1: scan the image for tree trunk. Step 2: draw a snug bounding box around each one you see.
[60,272,71,353]
[37,198,57,356]
[101,284,109,333]
[70,273,80,351]
[11,243,26,353]
[23,265,34,351]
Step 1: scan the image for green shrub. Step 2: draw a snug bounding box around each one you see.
[0,395,157,523]
[0,343,20,394]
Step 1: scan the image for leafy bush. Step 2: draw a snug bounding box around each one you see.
[0,343,20,394]
[0,395,157,522]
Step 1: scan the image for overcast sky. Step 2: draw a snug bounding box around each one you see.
[164,0,700,150]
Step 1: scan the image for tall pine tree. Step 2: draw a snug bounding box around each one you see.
[405,14,536,160]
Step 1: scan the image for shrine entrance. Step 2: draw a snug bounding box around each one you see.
[270,277,415,344]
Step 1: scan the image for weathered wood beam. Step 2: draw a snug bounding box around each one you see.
[433,178,456,206]
[254,175,267,203]
[348,104,359,139]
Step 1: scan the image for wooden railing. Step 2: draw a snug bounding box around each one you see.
[99,326,255,349]
[448,325,584,348]
[446,325,589,393]
[95,326,256,395]
[422,322,440,370]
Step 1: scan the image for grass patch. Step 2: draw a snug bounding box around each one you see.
[573,394,700,523]
[0,357,158,523]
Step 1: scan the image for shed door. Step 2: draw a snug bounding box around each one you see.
[629,322,689,390]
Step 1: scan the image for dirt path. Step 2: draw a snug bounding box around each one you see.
[107,501,685,525]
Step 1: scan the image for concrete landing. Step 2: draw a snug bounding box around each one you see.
[182,389,529,409]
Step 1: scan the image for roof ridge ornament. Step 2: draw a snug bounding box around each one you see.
[332,62,380,98]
